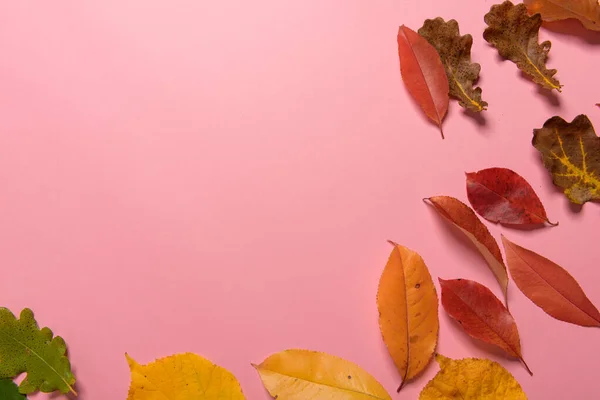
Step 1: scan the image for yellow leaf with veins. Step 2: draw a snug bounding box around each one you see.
[253,349,392,400]
[533,114,600,204]
[125,353,245,400]
[419,354,527,399]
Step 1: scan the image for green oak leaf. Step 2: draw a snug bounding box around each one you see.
[0,379,27,400]
[0,308,76,395]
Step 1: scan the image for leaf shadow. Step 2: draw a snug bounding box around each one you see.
[541,20,600,45]
[517,70,562,107]
[462,108,487,128]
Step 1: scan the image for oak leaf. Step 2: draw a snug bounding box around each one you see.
[466,167,556,226]
[0,380,27,400]
[0,308,76,395]
[425,196,508,304]
[484,1,561,91]
[253,349,392,400]
[126,353,245,400]
[398,25,449,137]
[377,242,439,391]
[439,279,532,375]
[524,0,600,31]
[502,236,600,327]
[418,18,487,112]
[419,354,527,399]
[532,114,600,204]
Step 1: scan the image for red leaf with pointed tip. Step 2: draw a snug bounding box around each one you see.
[466,167,556,226]
[502,236,600,327]
[439,278,532,375]
[397,25,449,138]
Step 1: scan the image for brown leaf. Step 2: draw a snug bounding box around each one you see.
[502,235,600,327]
[418,18,487,112]
[425,196,508,304]
[484,1,562,91]
[532,114,600,204]
[524,0,600,31]
[397,25,449,137]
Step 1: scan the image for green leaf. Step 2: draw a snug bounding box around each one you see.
[0,379,27,400]
[0,308,76,395]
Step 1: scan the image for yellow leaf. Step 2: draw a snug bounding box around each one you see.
[524,0,600,32]
[377,242,439,391]
[125,353,245,400]
[253,349,392,400]
[419,354,527,399]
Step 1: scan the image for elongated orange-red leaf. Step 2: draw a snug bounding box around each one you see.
[397,25,449,137]
[439,278,532,375]
[502,236,600,327]
[425,196,508,304]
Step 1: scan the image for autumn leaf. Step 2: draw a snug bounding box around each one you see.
[0,380,27,400]
[253,349,392,400]
[524,0,600,31]
[484,1,561,91]
[425,196,508,304]
[419,354,527,399]
[532,114,600,204]
[398,25,449,137]
[439,279,532,375]
[418,18,487,112]
[126,353,245,400]
[377,242,439,391]
[502,236,600,327]
[466,167,556,226]
[0,308,76,395]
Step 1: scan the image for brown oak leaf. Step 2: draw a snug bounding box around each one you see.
[419,18,487,112]
[484,1,561,91]
[532,114,600,204]
[524,0,600,32]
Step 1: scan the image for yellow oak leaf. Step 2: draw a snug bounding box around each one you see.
[524,0,600,31]
[419,354,527,399]
[253,349,392,400]
[377,242,439,391]
[125,353,245,400]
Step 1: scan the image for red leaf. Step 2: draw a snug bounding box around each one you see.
[397,25,449,138]
[466,167,557,226]
[425,196,508,304]
[502,236,600,327]
[439,278,532,375]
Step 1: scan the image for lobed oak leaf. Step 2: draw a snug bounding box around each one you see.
[419,354,528,399]
[484,1,562,91]
[439,279,532,375]
[253,349,392,399]
[397,25,449,137]
[524,0,600,31]
[532,114,600,204]
[377,242,439,391]
[418,18,488,112]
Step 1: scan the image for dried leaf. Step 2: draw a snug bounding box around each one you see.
[377,242,439,391]
[0,380,27,400]
[253,349,392,400]
[0,308,76,395]
[425,196,508,303]
[532,114,600,204]
[484,1,562,91]
[419,354,527,399]
[398,25,449,137]
[126,353,245,400]
[524,0,600,31]
[466,167,556,226]
[439,279,532,375]
[502,236,600,327]
[418,18,487,112]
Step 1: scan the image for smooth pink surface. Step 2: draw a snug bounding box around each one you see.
[0,1,599,399]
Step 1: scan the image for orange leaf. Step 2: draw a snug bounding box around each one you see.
[524,0,600,31]
[397,25,449,138]
[425,196,508,304]
[377,242,439,392]
[439,278,532,375]
[502,236,600,327]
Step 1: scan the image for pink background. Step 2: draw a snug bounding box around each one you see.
[0,1,599,399]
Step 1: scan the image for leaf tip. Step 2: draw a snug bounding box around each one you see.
[546,218,559,227]
[386,240,399,247]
